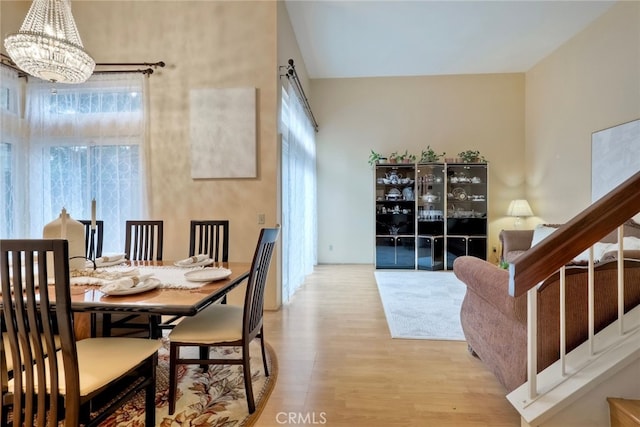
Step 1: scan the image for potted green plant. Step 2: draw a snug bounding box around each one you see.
[398,150,414,163]
[458,150,487,163]
[420,146,446,163]
[396,150,415,163]
[368,150,386,166]
[388,151,399,163]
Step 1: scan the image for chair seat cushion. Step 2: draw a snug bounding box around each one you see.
[8,337,160,396]
[169,304,243,344]
[3,333,61,372]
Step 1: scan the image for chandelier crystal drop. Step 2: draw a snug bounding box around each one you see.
[3,0,95,84]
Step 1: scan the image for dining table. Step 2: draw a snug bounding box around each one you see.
[0,260,251,340]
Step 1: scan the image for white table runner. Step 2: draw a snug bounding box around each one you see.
[70,265,227,289]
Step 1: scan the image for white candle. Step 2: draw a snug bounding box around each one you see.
[61,207,67,239]
[91,199,96,230]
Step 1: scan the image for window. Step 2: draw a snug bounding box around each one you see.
[280,83,317,303]
[25,74,148,252]
[0,65,24,239]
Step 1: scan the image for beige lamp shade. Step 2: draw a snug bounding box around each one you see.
[507,199,533,218]
[507,199,533,229]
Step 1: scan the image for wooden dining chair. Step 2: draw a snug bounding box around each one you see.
[102,220,164,338]
[157,220,231,332]
[189,220,229,261]
[167,226,280,415]
[78,219,104,260]
[0,239,160,427]
[124,220,164,261]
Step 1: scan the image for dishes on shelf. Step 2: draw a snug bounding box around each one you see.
[419,209,443,220]
[448,210,486,218]
[450,176,482,184]
[452,187,467,200]
[386,188,402,200]
[422,193,440,203]
[402,187,414,201]
[377,177,415,186]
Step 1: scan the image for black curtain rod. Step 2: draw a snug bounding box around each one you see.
[95,61,165,68]
[94,68,155,76]
[1,53,165,79]
[280,58,319,132]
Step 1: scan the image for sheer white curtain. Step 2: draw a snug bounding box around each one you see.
[26,73,149,252]
[281,82,317,303]
[0,65,27,238]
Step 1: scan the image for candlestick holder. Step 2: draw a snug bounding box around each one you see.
[88,228,97,263]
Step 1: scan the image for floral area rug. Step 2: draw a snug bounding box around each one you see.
[100,338,277,426]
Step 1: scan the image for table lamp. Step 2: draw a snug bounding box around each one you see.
[507,199,533,229]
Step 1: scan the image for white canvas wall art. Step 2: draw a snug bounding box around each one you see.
[190,87,257,179]
[591,119,640,202]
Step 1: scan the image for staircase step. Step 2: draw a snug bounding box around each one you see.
[608,398,640,427]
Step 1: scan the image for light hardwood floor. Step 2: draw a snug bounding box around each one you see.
[258,264,521,426]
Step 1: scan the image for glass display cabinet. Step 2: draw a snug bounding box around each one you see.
[374,161,488,270]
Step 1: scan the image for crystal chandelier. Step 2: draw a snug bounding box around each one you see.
[3,0,95,84]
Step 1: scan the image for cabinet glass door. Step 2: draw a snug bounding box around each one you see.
[375,163,416,269]
[415,163,445,270]
[445,163,488,268]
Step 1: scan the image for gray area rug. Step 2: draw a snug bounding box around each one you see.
[374,270,466,340]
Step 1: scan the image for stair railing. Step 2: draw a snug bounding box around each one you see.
[508,170,640,401]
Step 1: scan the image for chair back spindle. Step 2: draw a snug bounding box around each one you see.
[124,220,163,261]
[189,220,229,262]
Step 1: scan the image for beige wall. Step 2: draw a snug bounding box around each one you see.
[2,0,288,309]
[525,1,640,225]
[312,74,526,263]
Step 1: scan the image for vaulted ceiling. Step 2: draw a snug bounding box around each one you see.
[284,0,616,79]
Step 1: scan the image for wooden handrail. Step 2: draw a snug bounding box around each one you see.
[509,170,640,297]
